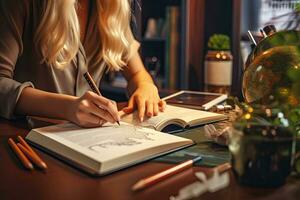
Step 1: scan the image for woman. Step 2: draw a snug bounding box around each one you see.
[0,0,165,127]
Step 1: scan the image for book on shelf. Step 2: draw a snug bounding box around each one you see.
[26,122,193,176]
[121,105,227,132]
[165,6,180,89]
[144,18,167,39]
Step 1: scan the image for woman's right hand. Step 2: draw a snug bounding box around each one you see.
[67,91,120,128]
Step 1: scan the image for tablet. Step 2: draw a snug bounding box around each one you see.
[162,90,227,110]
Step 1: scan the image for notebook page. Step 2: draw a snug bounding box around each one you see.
[120,110,173,129]
[167,106,224,123]
[31,122,191,163]
[121,105,221,129]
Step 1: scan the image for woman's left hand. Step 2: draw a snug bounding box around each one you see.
[122,82,166,122]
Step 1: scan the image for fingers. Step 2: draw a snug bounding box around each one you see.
[153,103,159,116]
[86,92,120,122]
[85,101,115,123]
[85,114,105,127]
[158,100,166,112]
[136,96,146,122]
[125,94,166,122]
[76,112,105,128]
[145,100,159,117]
[146,101,153,117]
[122,97,135,114]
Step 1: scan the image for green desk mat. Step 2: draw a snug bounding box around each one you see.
[154,126,231,167]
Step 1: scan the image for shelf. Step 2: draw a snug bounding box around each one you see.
[141,38,166,43]
[112,0,242,98]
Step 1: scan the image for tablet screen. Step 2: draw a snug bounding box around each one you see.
[163,91,227,110]
[166,93,221,106]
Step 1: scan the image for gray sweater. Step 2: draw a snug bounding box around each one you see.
[0,0,139,119]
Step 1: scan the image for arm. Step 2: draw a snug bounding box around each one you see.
[123,50,154,95]
[0,1,119,127]
[15,87,75,120]
[15,87,120,128]
[122,48,166,122]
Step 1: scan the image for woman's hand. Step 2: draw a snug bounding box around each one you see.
[123,82,166,122]
[67,91,120,127]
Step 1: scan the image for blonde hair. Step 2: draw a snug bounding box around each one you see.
[34,0,134,70]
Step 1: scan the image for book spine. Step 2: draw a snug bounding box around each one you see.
[166,6,180,90]
[164,7,171,88]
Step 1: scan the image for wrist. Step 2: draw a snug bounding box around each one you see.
[61,95,78,122]
[128,81,157,96]
[136,81,155,88]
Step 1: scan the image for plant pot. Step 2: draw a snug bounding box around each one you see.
[294,137,300,175]
[204,50,233,94]
[229,124,294,187]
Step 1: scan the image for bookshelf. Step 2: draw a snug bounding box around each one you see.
[101,0,190,100]
[101,0,243,101]
[139,0,189,90]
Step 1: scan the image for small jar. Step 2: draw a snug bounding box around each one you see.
[229,123,294,187]
[294,137,300,175]
[204,50,233,94]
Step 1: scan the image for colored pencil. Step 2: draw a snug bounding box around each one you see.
[17,135,48,169]
[17,143,47,170]
[8,138,34,170]
[132,156,202,191]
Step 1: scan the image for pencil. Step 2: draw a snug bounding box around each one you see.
[17,136,42,157]
[17,143,47,170]
[8,138,34,170]
[213,162,231,173]
[132,156,202,191]
[83,72,120,126]
[17,136,48,169]
[83,72,101,95]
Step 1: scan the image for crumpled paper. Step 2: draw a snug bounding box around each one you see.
[204,125,230,146]
[170,170,230,200]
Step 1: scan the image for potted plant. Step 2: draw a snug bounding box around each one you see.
[231,23,300,185]
[228,99,295,187]
[204,34,233,94]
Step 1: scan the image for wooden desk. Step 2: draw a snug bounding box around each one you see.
[1,118,300,200]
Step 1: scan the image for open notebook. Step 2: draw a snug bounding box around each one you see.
[121,105,227,132]
[26,122,193,175]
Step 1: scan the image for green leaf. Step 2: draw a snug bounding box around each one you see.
[207,34,230,50]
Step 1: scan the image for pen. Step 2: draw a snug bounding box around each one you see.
[17,136,47,169]
[83,72,120,126]
[132,156,202,191]
[8,138,34,170]
[247,30,257,46]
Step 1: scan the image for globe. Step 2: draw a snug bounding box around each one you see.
[242,31,300,106]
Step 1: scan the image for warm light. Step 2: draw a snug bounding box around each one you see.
[288,95,298,106]
[265,109,272,117]
[216,53,221,59]
[244,113,251,120]
[247,107,254,113]
[278,87,289,96]
[262,130,267,136]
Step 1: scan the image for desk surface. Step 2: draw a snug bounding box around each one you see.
[1,118,300,200]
